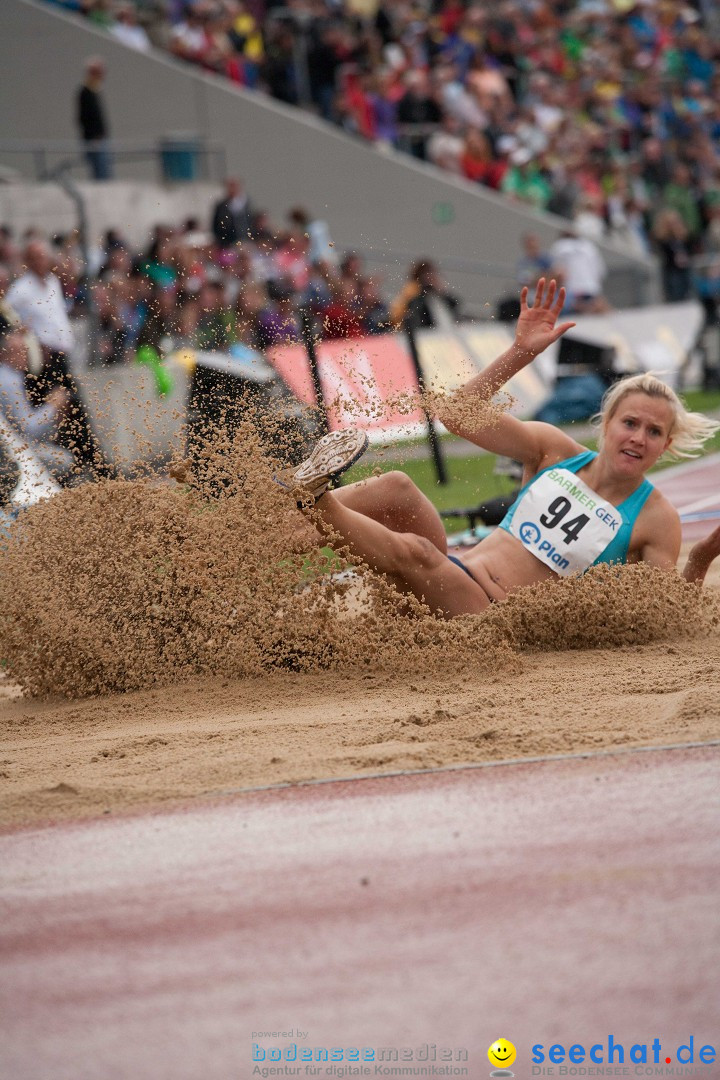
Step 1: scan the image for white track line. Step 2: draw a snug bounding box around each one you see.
[677,492,720,514]
[681,509,720,522]
[207,738,720,800]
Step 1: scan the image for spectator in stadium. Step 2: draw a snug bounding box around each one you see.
[232,283,266,350]
[300,259,335,314]
[98,235,131,282]
[169,2,208,65]
[223,247,253,305]
[367,70,400,149]
[339,251,365,289]
[141,228,178,288]
[174,293,201,349]
[273,231,311,295]
[549,228,610,315]
[89,281,132,366]
[307,22,345,122]
[196,280,234,352]
[662,162,703,250]
[396,71,442,160]
[426,113,465,175]
[287,206,336,266]
[137,285,179,353]
[0,263,45,377]
[390,259,460,329]
[110,4,151,51]
[76,56,113,181]
[500,150,552,211]
[653,208,692,304]
[356,277,390,336]
[460,128,507,190]
[516,233,552,302]
[227,2,264,88]
[0,327,73,480]
[255,278,300,350]
[0,265,23,339]
[260,20,298,106]
[211,178,254,249]
[6,240,75,388]
[320,279,364,340]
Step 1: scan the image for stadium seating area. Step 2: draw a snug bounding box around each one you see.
[44,0,720,274]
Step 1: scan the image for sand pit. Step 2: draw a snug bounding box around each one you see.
[1,624,719,829]
[1,540,718,829]
[1,416,718,830]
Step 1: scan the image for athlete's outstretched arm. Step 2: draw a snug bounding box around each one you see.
[438,277,577,466]
[682,524,720,586]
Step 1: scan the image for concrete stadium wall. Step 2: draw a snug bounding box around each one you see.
[0,181,222,248]
[0,0,658,310]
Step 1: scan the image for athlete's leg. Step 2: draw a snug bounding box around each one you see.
[333,470,448,553]
[312,491,491,617]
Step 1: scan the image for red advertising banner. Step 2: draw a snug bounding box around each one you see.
[269,335,426,440]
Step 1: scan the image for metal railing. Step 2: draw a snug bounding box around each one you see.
[0,138,227,183]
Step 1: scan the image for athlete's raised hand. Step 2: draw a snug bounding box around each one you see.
[514,278,576,358]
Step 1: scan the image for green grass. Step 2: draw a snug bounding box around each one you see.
[343,450,517,515]
[680,388,720,413]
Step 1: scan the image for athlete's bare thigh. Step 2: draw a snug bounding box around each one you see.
[389,534,494,618]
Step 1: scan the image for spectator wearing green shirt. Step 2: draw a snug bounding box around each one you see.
[501,152,552,212]
[662,163,703,246]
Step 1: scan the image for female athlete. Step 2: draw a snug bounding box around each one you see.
[285,279,720,617]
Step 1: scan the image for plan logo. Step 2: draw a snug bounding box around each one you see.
[519,521,541,546]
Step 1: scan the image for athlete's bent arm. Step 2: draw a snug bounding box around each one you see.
[682,524,720,586]
[439,278,576,468]
[643,511,720,585]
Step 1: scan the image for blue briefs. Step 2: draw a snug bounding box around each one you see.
[447,554,497,602]
[447,553,476,580]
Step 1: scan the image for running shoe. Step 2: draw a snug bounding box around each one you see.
[290,428,369,501]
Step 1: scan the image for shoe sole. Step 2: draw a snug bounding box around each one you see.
[292,428,369,492]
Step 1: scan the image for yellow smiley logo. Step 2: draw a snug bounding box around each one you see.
[488,1039,517,1068]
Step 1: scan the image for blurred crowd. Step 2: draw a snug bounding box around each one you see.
[48,0,720,271]
[0,193,371,479]
[0,191,402,372]
[0,184,467,478]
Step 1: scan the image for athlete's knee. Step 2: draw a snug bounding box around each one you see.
[372,470,418,502]
[397,531,445,571]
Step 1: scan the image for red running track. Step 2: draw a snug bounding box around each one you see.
[2,745,719,1080]
[652,452,720,541]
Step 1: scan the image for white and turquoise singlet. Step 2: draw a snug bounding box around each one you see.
[498,450,654,577]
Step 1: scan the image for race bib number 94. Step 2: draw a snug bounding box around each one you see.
[507,467,623,576]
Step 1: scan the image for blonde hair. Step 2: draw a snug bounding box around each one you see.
[596,373,720,460]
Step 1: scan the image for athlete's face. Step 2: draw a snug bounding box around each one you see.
[602,392,674,474]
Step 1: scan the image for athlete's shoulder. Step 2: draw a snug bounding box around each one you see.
[642,485,679,522]
[532,430,589,474]
[632,486,680,546]
[633,487,682,567]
